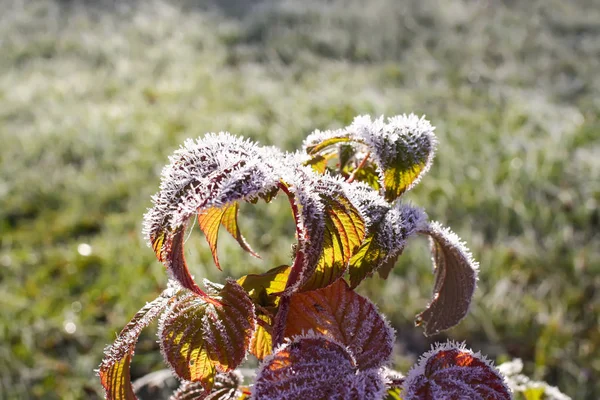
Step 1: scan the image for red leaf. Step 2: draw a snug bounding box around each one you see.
[403,341,511,400]
[253,335,385,400]
[285,279,394,370]
[415,222,479,336]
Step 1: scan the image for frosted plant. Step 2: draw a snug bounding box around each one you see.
[99,114,562,399]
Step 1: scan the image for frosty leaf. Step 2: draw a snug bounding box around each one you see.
[301,194,366,292]
[415,222,479,336]
[159,280,256,392]
[170,371,245,400]
[349,204,428,288]
[237,265,291,360]
[403,341,511,400]
[99,289,176,400]
[144,133,282,295]
[303,115,437,201]
[304,130,351,155]
[304,152,337,174]
[253,335,385,400]
[198,203,259,271]
[285,279,394,370]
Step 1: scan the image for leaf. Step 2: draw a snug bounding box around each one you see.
[237,265,290,306]
[253,335,385,400]
[304,132,351,155]
[402,341,511,400]
[304,152,336,174]
[300,194,366,291]
[285,279,394,370]
[414,222,479,336]
[169,371,244,400]
[99,289,176,400]
[348,204,427,288]
[237,266,291,360]
[198,203,259,271]
[159,280,256,392]
[302,115,437,202]
[220,203,260,258]
[144,133,282,295]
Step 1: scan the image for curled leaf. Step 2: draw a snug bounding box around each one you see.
[349,203,428,288]
[285,279,394,370]
[144,133,282,295]
[159,280,256,392]
[301,192,366,292]
[303,114,437,201]
[253,335,385,400]
[99,288,177,400]
[198,203,259,271]
[415,222,479,336]
[402,341,511,400]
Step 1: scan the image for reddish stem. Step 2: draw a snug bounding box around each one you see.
[346,151,371,183]
[272,182,306,346]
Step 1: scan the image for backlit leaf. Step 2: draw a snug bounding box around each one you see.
[159,280,256,392]
[303,115,437,201]
[301,194,366,291]
[237,266,290,360]
[198,203,259,271]
[285,279,394,370]
[348,204,428,288]
[253,335,385,400]
[414,222,479,336]
[99,288,176,400]
[402,341,511,400]
[220,203,260,259]
[144,133,282,296]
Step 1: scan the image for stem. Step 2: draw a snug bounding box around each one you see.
[272,181,305,346]
[346,151,371,183]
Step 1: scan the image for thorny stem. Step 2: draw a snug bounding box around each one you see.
[346,151,371,183]
[272,181,305,346]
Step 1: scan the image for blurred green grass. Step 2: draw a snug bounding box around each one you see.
[0,0,598,398]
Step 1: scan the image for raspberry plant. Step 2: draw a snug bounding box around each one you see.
[99,114,515,399]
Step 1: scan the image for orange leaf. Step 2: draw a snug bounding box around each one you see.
[286,279,394,370]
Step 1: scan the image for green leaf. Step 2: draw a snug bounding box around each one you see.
[253,335,385,400]
[159,280,256,392]
[305,135,351,155]
[285,279,394,370]
[237,265,291,360]
[414,222,479,336]
[300,195,365,291]
[304,153,336,174]
[99,289,176,400]
[348,204,426,288]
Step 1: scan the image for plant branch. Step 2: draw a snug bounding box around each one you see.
[346,151,371,183]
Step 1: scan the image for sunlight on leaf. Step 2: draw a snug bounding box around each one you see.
[99,289,176,400]
[159,280,255,392]
[253,335,385,400]
[348,204,427,288]
[285,279,394,370]
[402,341,511,399]
[301,195,366,291]
[237,266,291,360]
[198,203,259,271]
[415,222,479,336]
